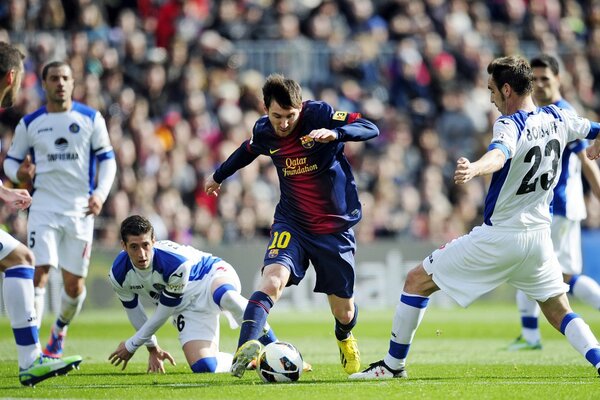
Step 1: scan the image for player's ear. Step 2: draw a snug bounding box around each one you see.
[4,69,15,86]
[120,240,126,250]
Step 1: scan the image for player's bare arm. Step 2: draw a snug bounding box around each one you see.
[579,151,600,199]
[308,128,337,143]
[0,185,31,210]
[204,173,221,197]
[147,345,176,374]
[454,149,506,185]
[85,194,103,216]
[586,139,600,160]
[109,341,134,371]
[15,154,35,184]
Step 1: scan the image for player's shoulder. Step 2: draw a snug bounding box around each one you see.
[253,114,272,135]
[110,251,132,286]
[21,106,48,128]
[71,101,99,121]
[301,100,333,118]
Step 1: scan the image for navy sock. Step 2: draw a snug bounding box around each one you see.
[238,291,273,348]
[335,304,358,341]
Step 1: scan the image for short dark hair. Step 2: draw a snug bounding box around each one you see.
[262,73,302,109]
[42,61,70,80]
[487,56,533,96]
[530,54,560,76]
[120,215,155,243]
[0,42,24,76]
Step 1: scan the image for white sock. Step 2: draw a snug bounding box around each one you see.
[218,289,274,334]
[34,286,46,329]
[215,352,233,373]
[218,290,247,328]
[571,275,600,309]
[55,287,86,334]
[384,292,429,370]
[3,265,42,369]
[516,289,541,343]
[562,313,600,369]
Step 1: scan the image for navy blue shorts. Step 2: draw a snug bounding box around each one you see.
[262,221,357,298]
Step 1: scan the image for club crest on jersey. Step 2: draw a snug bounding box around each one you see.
[54,137,68,151]
[268,249,279,258]
[69,123,80,133]
[332,111,348,121]
[300,135,314,149]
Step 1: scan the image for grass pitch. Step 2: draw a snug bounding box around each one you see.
[1,301,599,399]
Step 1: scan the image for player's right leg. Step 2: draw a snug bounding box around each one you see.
[1,237,83,385]
[507,289,542,351]
[231,263,289,378]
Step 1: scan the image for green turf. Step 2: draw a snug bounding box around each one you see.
[1,302,599,399]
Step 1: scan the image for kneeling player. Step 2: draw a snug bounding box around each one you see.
[108,215,277,373]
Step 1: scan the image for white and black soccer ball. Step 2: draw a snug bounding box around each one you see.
[256,341,303,383]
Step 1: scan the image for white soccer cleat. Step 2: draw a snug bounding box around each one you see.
[349,360,407,380]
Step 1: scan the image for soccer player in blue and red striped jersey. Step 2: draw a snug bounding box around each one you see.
[205,73,379,378]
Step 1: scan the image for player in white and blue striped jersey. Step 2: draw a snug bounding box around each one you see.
[351,56,600,380]
[108,215,278,373]
[509,54,600,351]
[3,61,117,358]
[0,44,82,386]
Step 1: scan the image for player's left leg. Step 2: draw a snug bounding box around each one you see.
[350,263,438,380]
[329,295,360,374]
[508,289,542,350]
[177,308,233,373]
[0,240,41,372]
[539,293,600,375]
[184,340,233,373]
[43,270,86,357]
[43,218,92,357]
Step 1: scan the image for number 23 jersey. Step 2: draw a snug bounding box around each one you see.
[485,105,592,229]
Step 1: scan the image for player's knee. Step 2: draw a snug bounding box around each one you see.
[190,357,218,373]
[8,244,34,267]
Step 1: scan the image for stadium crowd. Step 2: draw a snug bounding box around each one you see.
[1,0,600,247]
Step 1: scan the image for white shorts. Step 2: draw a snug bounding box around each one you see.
[551,216,581,276]
[27,210,94,277]
[0,229,21,261]
[172,260,242,346]
[423,224,568,307]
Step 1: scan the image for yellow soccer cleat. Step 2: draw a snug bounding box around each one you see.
[337,333,360,374]
[231,340,262,378]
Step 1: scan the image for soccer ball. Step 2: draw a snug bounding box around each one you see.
[256,341,303,383]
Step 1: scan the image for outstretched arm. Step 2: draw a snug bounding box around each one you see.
[580,151,600,200]
[454,148,506,185]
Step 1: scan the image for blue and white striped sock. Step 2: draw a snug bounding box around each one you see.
[384,292,429,370]
[3,265,41,369]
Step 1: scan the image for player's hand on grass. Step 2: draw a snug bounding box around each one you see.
[147,345,176,374]
[109,341,134,371]
[204,174,221,197]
